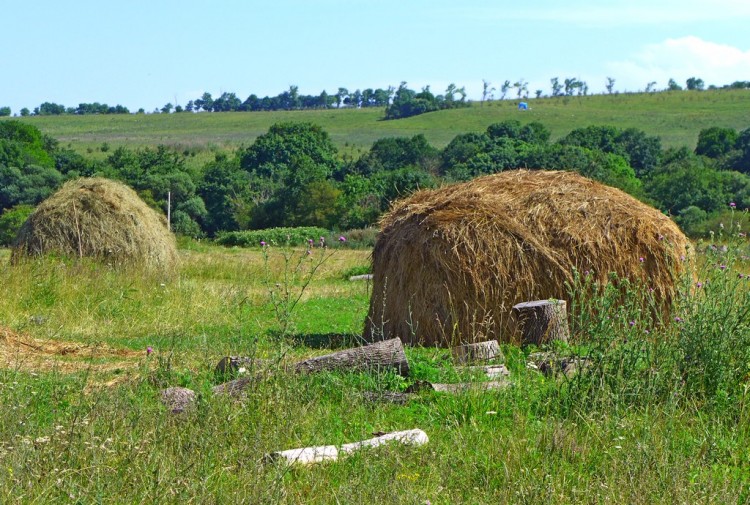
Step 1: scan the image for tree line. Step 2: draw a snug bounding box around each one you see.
[2,118,750,244]
[5,77,748,120]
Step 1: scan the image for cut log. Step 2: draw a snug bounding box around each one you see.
[405,379,510,394]
[340,429,428,454]
[529,352,589,378]
[292,337,409,376]
[349,274,373,281]
[456,364,510,379]
[213,338,409,397]
[362,391,414,405]
[265,445,339,466]
[451,340,502,364]
[512,299,570,346]
[160,387,196,414]
[265,429,428,466]
[215,356,272,376]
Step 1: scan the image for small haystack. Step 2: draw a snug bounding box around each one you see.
[11,178,178,272]
[364,170,689,346]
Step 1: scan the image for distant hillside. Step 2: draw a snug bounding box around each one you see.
[5,89,750,156]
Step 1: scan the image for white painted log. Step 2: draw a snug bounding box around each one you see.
[266,429,428,466]
[340,429,428,454]
[266,445,339,465]
[349,274,373,281]
[451,340,502,364]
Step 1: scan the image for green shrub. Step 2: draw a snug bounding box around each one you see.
[215,226,330,247]
[0,204,34,245]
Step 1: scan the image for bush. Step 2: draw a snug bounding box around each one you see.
[0,204,34,246]
[215,227,331,247]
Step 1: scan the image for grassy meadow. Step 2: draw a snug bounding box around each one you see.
[10,89,750,160]
[2,236,750,503]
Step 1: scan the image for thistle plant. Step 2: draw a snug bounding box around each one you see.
[260,235,341,338]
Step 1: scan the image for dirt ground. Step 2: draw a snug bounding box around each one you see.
[1,325,143,378]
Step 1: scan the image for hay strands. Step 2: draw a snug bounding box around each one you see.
[265,429,429,466]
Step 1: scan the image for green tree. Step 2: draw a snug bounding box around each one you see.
[239,122,340,228]
[0,204,35,245]
[197,156,250,236]
[0,107,10,117]
[686,77,705,91]
[645,148,750,214]
[695,127,739,158]
[605,77,616,94]
[352,135,438,176]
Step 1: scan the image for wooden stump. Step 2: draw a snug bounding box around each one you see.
[451,340,502,364]
[512,299,570,346]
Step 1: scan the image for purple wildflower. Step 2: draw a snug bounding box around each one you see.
[719,264,727,270]
[639,257,645,263]
[696,281,703,288]
[674,316,683,323]
[730,202,736,208]
[146,346,153,356]
[260,241,266,247]
[338,236,346,242]
[629,321,636,327]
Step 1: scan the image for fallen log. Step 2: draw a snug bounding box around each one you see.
[405,379,511,394]
[215,356,272,376]
[292,337,409,375]
[512,299,570,346]
[456,364,510,379]
[214,338,409,396]
[451,340,502,364]
[265,429,428,466]
[529,352,588,378]
[349,274,373,281]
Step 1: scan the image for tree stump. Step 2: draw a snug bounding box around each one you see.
[451,340,502,364]
[512,299,570,346]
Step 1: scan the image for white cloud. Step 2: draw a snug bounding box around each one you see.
[606,37,750,91]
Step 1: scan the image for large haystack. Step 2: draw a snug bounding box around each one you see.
[364,170,689,346]
[11,178,178,272]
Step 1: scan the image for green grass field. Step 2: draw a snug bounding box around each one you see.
[8,90,750,158]
[2,240,750,503]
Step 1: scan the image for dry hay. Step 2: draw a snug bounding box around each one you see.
[11,177,178,273]
[0,325,142,374]
[364,170,689,347]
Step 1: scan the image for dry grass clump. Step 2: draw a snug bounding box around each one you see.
[364,170,689,346]
[11,178,178,273]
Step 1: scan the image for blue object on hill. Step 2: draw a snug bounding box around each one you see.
[518,102,528,110]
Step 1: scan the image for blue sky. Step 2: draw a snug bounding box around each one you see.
[1,0,749,114]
